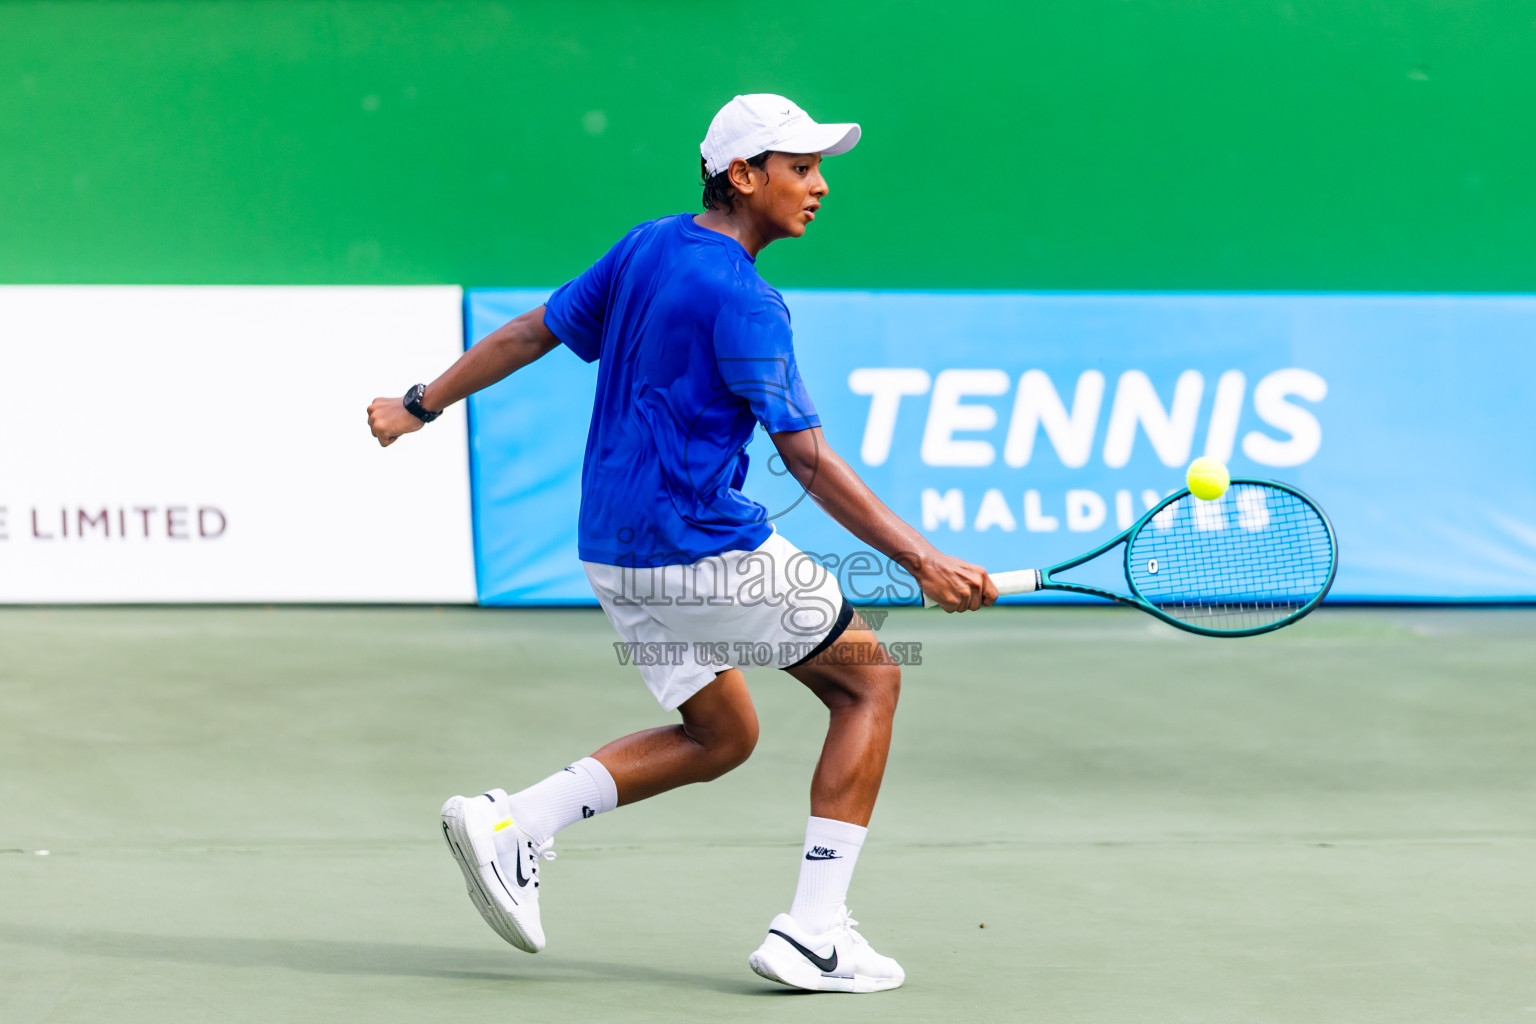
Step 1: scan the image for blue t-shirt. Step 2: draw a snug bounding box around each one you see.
[543,214,821,567]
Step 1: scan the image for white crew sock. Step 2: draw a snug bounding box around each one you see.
[502,756,618,846]
[789,815,868,935]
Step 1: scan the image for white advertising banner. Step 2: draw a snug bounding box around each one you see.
[0,287,477,602]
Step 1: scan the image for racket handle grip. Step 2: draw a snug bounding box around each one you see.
[921,568,1041,608]
[991,569,1042,596]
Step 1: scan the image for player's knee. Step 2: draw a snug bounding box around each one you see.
[715,716,758,774]
[727,703,761,760]
[698,735,755,782]
[867,662,901,712]
[690,706,758,779]
[812,659,901,715]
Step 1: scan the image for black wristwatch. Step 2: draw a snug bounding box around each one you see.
[403,383,440,423]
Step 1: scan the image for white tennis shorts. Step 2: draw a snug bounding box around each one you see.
[584,529,851,711]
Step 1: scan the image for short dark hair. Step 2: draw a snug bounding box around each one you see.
[700,151,771,212]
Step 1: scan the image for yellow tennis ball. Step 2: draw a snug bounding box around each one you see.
[1186,456,1230,500]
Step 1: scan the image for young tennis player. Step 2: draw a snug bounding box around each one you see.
[367,93,996,993]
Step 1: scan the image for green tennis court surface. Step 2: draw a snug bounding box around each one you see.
[3,606,1533,1023]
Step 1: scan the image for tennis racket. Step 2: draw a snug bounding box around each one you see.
[927,480,1337,637]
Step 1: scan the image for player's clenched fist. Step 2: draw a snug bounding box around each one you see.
[367,397,424,447]
[916,551,997,612]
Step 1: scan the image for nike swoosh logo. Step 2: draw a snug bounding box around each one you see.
[770,929,838,973]
[490,860,519,906]
[804,853,843,861]
[515,850,532,888]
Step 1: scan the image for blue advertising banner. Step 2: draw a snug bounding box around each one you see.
[466,290,1536,605]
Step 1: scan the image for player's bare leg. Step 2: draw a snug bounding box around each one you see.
[786,625,899,826]
[589,669,759,804]
[583,621,898,825]
[440,669,758,954]
[748,623,905,992]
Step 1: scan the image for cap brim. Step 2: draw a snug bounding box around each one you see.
[774,122,861,159]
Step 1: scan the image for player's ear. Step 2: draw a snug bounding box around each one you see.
[727,157,758,197]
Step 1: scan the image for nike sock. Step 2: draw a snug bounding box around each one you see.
[503,756,618,846]
[789,815,868,935]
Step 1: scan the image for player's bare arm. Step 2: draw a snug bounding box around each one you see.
[771,426,997,613]
[366,305,560,446]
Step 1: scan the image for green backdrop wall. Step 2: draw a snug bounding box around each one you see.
[3,1,1533,290]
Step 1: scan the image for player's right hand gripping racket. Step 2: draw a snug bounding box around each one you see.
[928,480,1338,637]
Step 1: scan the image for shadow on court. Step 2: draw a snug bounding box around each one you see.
[0,921,763,994]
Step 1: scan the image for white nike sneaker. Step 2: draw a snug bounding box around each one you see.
[439,788,555,953]
[748,906,905,993]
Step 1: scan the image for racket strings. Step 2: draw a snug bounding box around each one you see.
[1126,484,1333,633]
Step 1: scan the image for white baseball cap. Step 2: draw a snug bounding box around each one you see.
[700,94,861,177]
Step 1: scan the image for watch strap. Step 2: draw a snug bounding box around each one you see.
[403,383,440,423]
